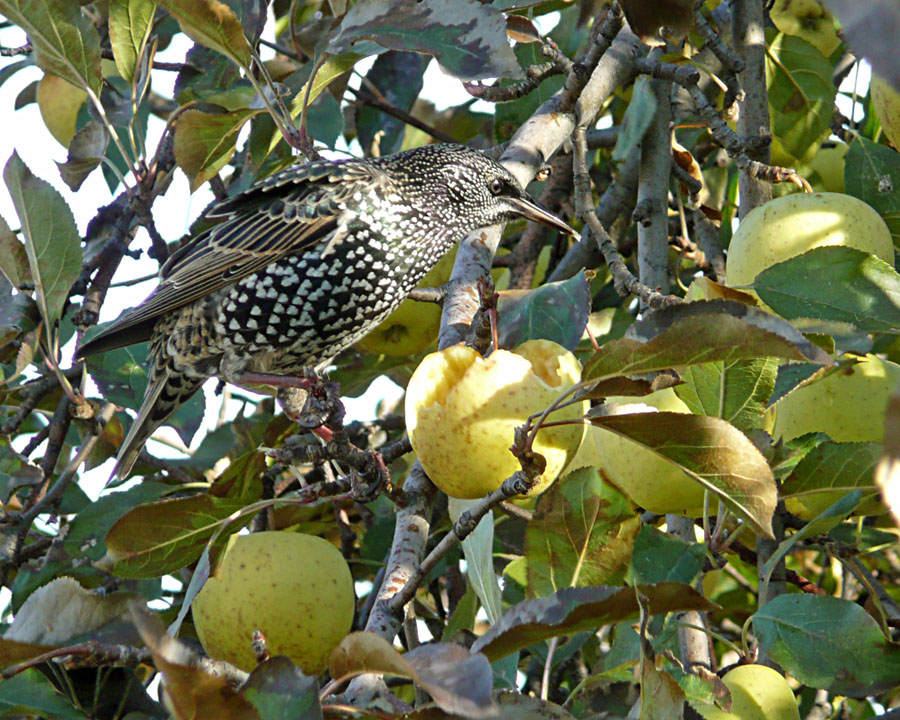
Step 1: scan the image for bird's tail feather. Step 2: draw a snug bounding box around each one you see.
[113,370,204,480]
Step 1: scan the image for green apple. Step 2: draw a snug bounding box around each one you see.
[725,192,894,298]
[193,532,354,673]
[767,355,900,443]
[804,142,847,193]
[871,74,900,150]
[580,388,710,516]
[406,340,586,499]
[695,664,800,720]
[769,0,840,57]
[765,354,900,518]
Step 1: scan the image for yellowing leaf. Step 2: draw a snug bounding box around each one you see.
[109,0,156,83]
[154,0,251,67]
[175,108,262,191]
[0,0,102,94]
[36,73,87,147]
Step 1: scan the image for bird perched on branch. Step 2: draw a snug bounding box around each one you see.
[77,144,575,479]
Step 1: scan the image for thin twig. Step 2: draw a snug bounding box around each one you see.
[464,39,572,103]
[348,89,458,145]
[0,42,31,56]
[1,641,153,679]
[572,127,678,309]
[386,462,543,614]
[559,2,623,113]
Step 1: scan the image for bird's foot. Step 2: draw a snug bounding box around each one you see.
[232,369,344,431]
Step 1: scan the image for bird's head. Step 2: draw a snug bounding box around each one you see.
[382,144,577,238]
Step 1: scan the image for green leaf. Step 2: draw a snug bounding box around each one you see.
[782,441,882,515]
[765,31,835,163]
[470,583,719,662]
[497,273,592,351]
[676,357,778,434]
[754,246,900,332]
[0,440,42,506]
[0,668,87,719]
[589,413,777,538]
[493,42,565,143]
[844,135,900,244]
[83,342,150,407]
[760,490,862,598]
[0,0,102,95]
[83,339,206,449]
[257,53,362,159]
[583,300,832,382]
[174,43,248,107]
[305,91,344,150]
[174,108,263,191]
[327,0,522,81]
[243,657,323,720]
[628,525,706,586]
[526,468,640,596]
[153,0,251,67]
[0,213,32,289]
[753,594,900,697]
[0,57,33,93]
[356,51,428,156]
[612,75,657,163]
[0,292,40,348]
[3,152,83,330]
[63,482,171,562]
[108,0,155,83]
[285,52,361,126]
[103,491,258,578]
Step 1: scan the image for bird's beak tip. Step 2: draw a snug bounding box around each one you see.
[509,196,577,238]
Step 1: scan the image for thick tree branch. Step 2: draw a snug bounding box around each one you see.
[731,0,773,214]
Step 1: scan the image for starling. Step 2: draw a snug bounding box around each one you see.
[77,144,575,478]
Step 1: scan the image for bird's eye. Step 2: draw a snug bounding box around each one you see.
[489,178,504,195]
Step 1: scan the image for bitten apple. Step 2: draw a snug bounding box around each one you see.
[192,532,354,673]
[406,340,586,499]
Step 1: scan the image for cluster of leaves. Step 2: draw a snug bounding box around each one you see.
[0,0,898,718]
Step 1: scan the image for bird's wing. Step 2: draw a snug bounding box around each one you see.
[78,159,387,358]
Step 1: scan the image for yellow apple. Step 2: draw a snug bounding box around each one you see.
[193,531,354,673]
[725,192,893,296]
[357,247,457,356]
[871,74,900,150]
[765,354,900,518]
[695,664,800,720]
[578,388,711,516]
[406,340,586,499]
[769,0,840,57]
